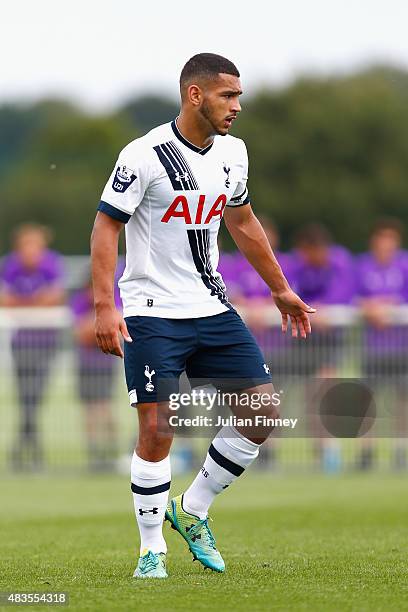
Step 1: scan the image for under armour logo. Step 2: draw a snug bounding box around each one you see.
[138,507,159,515]
[186,525,201,542]
[263,363,270,374]
[223,163,231,188]
[175,171,189,182]
[144,365,156,392]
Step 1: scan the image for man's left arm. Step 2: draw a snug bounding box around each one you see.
[224,204,315,338]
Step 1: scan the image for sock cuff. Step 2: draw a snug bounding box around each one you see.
[214,425,260,456]
[132,452,171,468]
[210,434,259,474]
[230,425,260,447]
[131,452,171,482]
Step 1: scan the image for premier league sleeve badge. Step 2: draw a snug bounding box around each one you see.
[112,165,138,193]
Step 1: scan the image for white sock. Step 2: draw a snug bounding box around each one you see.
[183,425,260,519]
[131,452,171,554]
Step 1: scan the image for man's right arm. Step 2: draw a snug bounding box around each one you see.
[90,211,132,358]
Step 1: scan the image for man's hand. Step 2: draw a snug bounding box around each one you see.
[272,289,316,339]
[94,304,132,358]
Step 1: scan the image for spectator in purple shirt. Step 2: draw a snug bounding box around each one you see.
[357,218,408,470]
[290,223,355,373]
[0,224,65,470]
[71,268,123,471]
[219,216,295,322]
[290,223,355,471]
[216,249,244,305]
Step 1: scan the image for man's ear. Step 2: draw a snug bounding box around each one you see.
[188,84,202,107]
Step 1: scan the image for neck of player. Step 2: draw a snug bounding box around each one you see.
[176,110,215,150]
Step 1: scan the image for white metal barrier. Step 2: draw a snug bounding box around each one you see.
[0,306,406,473]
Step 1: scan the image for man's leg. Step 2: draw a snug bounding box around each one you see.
[131,402,173,556]
[183,383,277,519]
[79,360,118,471]
[122,315,195,577]
[165,383,276,572]
[165,311,275,571]
[11,343,49,470]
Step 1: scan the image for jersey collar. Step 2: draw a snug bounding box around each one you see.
[171,119,214,156]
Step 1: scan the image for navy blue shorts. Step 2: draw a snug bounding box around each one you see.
[124,310,272,405]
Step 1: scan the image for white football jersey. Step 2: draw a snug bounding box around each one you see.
[98,119,250,318]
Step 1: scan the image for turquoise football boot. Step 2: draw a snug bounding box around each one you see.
[133,549,168,579]
[165,494,225,572]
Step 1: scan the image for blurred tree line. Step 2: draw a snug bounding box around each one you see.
[1,66,408,254]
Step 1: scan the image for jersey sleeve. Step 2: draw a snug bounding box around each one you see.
[227,141,250,207]
[97,142,150,223]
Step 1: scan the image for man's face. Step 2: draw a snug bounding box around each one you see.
[370,229,401,262]
[198,73,242,136]
[298,244,329,267]
[15,230,47,269]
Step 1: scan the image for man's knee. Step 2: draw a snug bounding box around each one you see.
[136,403,173,460]
[234,383,280,443]
[234,383,280,417]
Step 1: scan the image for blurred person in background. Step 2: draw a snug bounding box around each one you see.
[219,217,295,330]
[71,266,123,471]
[356,218,408,471]
[238,216,294,320]
[0,224,65,470]
[290,223,355,471]
[216,244,243,305]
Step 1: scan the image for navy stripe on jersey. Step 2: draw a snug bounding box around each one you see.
[203,229,228,298]
[153,142,199,191]
[201,231,232,308]
[187,229,231,307]
[226,196,251,208]
[198,228,226,299]
[153,143,187,190]
[192,229,228,303]
[230,187,248,202]
[161,142,198,190]
[167,141,199,189]
[98,201,131,223]
[227,187,250,207]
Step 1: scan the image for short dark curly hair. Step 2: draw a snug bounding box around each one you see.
[180,53,240,98]
[293,223,332,248]
[370,217,403,238]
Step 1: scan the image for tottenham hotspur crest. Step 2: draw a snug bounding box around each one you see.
[144,365,155,392]
[223,163,231,188]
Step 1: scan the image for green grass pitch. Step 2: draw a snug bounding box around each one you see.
[0,473,407,611]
